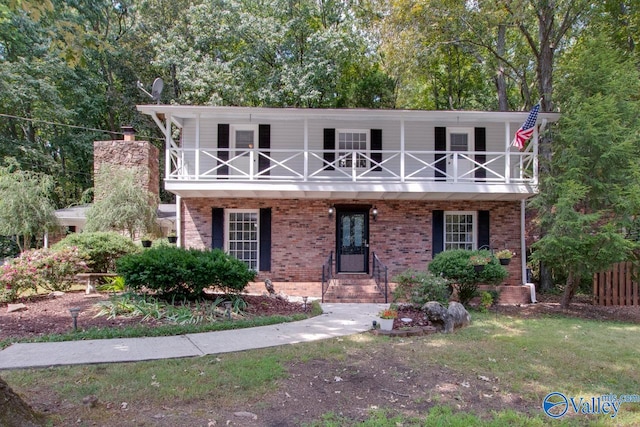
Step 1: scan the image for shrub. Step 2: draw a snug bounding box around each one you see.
[0,247,88,299]
[392,269,450,305]
[116,246,257,300]
[428,249,508,306]
[53,232,139,272]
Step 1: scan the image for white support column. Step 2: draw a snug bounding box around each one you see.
[176,195,182,248]
[165,114,172,180]
[505,121,511,183]
[400,118,405,182]
[195,114,200,178]
[303,118,308,181]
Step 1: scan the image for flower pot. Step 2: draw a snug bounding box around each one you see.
[499,258,511,266]
[473,264,485,273]
[378,318,394,331]
[141,240,152,248]
[167,236,177,244]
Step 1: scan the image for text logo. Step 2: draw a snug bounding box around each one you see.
[543,392,569,419]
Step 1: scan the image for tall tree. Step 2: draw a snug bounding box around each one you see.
[530,32,640,307]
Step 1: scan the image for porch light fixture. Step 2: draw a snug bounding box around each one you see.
[328,206,335,218]
[69,307,81,331]
[372,207,378,221]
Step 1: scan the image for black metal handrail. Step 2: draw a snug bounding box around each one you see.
[321,251,334,303]
[372,252,389,303]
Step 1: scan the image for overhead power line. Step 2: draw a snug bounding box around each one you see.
[0,113,164,141]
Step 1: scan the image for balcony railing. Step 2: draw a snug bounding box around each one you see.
[166,147,537,185]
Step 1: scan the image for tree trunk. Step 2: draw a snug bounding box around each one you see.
[538,262,553,293]
[561,270,578,308]
[0,376,45,427]
[494,24,508,111]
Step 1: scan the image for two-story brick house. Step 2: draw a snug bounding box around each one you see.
[137,106,559,303]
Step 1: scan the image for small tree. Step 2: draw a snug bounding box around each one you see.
[84,166,158,239]
[0,165,59,252]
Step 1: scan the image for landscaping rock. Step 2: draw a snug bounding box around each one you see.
[447,302,471,332]
[421,301,471,333]
[7,303,27,313]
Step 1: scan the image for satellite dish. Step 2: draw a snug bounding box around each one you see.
[151,78,164,103]
[136,78,164,104]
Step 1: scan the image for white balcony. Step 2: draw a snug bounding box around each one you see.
[164,147,538,201]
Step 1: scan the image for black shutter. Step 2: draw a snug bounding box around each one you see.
[474,127,486,180]
[371,129,382,171]
[258,124,270,176]
[478,210,490,250]
[435,127,446,180]
[218,124,229,177]
[323,128,335,171]
[259,208,272,271]
[212,208,224,249]
[432,210,444,257]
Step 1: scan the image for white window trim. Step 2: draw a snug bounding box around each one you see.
[225,209,260,270]
[444,211,477,250]
[446,127,475,151]
[336,129,370,169]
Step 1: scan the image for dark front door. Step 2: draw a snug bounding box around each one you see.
[337,210,369,273]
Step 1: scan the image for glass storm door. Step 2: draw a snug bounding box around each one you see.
[448,130,472,181]
[337,211,369,273]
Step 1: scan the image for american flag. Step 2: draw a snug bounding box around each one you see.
[512,103,540,150]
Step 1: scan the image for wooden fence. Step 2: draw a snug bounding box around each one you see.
[593,262,640,306]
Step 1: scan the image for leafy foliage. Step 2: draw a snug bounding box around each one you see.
[116,247,256,300]
[0,165,59,251]
[428,250,508,306]
[84,166,158,239]
[0,246,88,301]
[392,269,450,305]
[52,231,139,273]
[530,33,640,307]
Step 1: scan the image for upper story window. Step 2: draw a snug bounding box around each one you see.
[447,128,474,152]
[444,211,476,250]
[337,130,368,168]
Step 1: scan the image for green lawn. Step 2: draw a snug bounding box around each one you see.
[3,311,639,426]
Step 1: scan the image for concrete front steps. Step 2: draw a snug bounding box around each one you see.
[322,277,389,303]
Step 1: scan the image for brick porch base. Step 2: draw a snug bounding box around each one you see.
[478,285,532,305]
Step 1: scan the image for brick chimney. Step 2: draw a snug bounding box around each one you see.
[93,126,160,203]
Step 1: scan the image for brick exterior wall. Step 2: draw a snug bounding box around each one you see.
[93,139,159,202]
[181,198,524,286]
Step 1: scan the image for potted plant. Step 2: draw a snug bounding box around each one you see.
[378,308,397,331]
[495,249,513,265]
[141,234,154,248]
[470,255,490,273]
[167,231,177,244]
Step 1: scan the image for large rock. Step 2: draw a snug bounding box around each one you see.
[421,301,471,333]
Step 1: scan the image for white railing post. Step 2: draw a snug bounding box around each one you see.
[352,152,357,181]
[452,153,458,183]
[400,119,405,182]
[505,121,511,183]
[303,118,309,181]
[195,114,200,179]
[165,114,171,180]
[250,150,255,180]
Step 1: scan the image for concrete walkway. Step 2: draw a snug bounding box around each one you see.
[0,303,386,370]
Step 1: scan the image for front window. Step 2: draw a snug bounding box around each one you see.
[444,212,476,250]
[226,210,259,270]
[337,130,368,168]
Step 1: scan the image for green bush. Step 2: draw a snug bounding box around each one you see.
[428,249,508,305]
[392,269,450,305]
[116,246,257,300]
[53,232,139,272]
